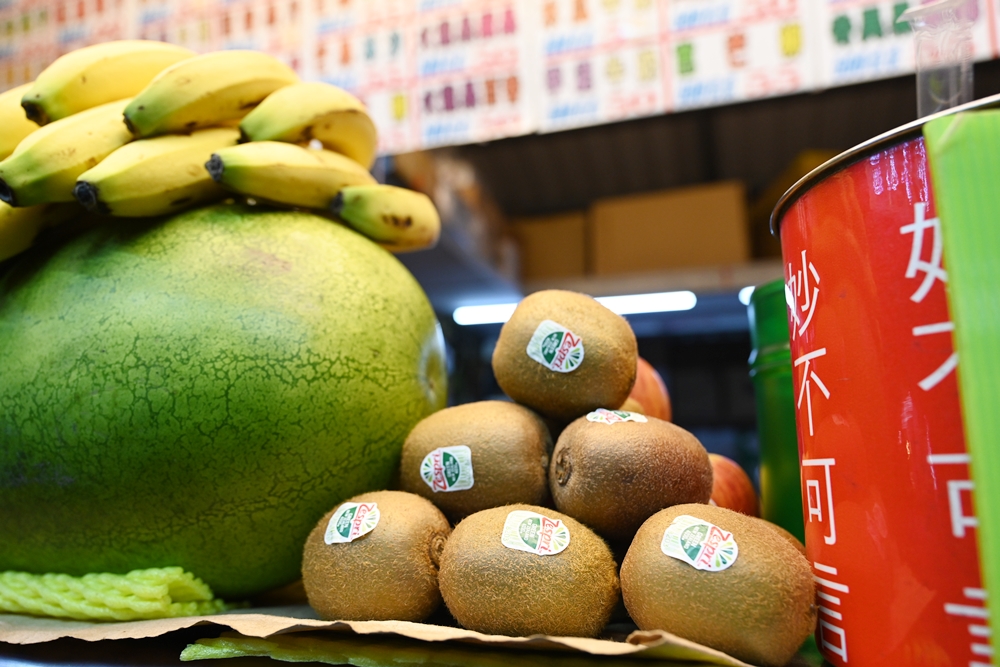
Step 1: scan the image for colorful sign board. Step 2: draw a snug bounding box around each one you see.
[537,0,667,131]
[0,0,998,151]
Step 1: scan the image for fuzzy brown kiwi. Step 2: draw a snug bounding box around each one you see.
[399,401,552,522]
[764,520,807,556]
[302,490,451,622]
[621,503,817,667]
[491,290,637,421]
[549,414,713,543]
[438,504,619,638]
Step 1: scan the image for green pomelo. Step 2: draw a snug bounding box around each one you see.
[0,203,447,599]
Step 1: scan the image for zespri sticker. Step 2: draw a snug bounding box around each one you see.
[586,408,648,424]
[526,320,584,373]
[661,515,738,572]
[324,502,380,544]
[501,510,570,556]
[420,445,475,492]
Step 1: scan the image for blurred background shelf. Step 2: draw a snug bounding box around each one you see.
[397,225,521,316]
[400,61,1000,330]
[389,62,1000,484]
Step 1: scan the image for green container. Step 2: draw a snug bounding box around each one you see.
[747,279,804,543]
[924,110,1000,645]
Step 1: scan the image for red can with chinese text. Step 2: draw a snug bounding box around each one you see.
[771,94,999,667]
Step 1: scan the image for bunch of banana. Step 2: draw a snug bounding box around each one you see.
[0,201,80,262]
[331,185,440,253]
[206,141,375,209]
[0,84,39,160]
[239,82,378,169]
[124,51,299,138]
[0,98,133,208]
[20,40,194,126]
[74,127,239,217]
[0,40,441,259]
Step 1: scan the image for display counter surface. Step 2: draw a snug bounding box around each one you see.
[0,607,825,667]
[0,631,825,667]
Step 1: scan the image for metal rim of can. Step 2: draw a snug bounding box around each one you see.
[769,91,1000,237]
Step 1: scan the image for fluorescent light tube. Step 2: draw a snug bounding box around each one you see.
[452,290,698,325]
[596,291,697,315]
[452,303,518,325]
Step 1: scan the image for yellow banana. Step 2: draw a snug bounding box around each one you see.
[0,201,80,262]
[20,40,194,126]
[74,127,239,218]
[124,51,299,138]
[206,141,376,210]
[239,82,378,168]
[331,184,440,252]
[0,99,133,207]
[0,84,39,160]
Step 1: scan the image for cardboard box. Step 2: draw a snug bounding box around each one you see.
[510,212,587,281]
[749,150,838,258]
[588,181,750,276]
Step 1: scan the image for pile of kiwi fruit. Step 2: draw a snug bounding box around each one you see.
[300,289,817,667]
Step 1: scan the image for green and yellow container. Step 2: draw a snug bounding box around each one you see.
[747,279,804,542]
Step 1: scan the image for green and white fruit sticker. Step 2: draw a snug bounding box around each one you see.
[501,510,571,556]
[586,408,648,424]
[661,515,738,571]
[324,502,380,544]
[420,445,474,492]
[526,320,584,373]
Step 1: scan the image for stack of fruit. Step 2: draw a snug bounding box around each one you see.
[0,40,814,666]
[0,41,450,607]
[0,40,440,264]
[304,290,818,667]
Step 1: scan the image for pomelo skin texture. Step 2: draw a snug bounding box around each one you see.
[0,204,447,599]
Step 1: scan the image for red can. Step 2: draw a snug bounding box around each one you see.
[772,95,999,667]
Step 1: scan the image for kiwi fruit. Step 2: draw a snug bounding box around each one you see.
[399,401,552,522]
[549,414,713,543]
[302,490,451,622]
[765,521,807,556]
[438,504,619,638]
[491,290,638,421]
[621,503,817,667]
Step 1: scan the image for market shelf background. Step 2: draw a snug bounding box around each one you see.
[4,0,1000,490]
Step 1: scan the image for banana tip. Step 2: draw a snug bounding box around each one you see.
[205,155,225,182]
[329,191,345,216]
[73,182,104,214]
[122,113,139,137]
[21,100,48,126]
[0,179,16,206]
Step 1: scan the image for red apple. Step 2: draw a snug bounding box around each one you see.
[624,356,672,421]
[709,453,760,517]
